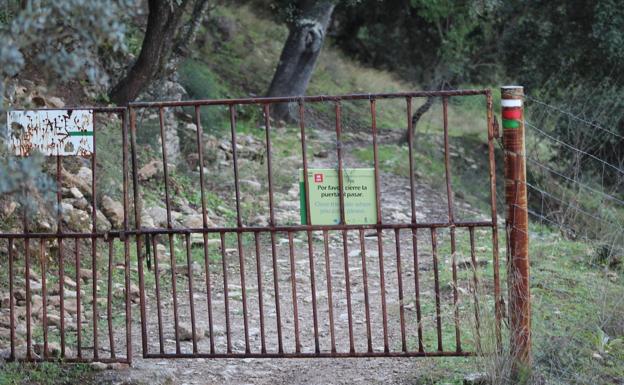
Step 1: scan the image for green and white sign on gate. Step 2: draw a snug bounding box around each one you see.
[299,168,377,225]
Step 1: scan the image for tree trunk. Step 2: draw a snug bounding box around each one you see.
[174,0,211,58]
[400,79,450,144]
[266,0,335,122]
[400,96,435,144]
[109,0,188,105]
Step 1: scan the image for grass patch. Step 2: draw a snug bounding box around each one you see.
[393,226,623,384]
[0,363,93,385]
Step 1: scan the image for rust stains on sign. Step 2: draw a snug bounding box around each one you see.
[6,109,94,157]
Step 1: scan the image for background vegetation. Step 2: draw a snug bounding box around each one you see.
[0,1,622,384]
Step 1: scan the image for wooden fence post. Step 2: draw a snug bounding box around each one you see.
[501,85,531,373]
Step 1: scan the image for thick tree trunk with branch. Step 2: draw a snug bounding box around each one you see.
[109,0,209,105]
[266,0,335,122]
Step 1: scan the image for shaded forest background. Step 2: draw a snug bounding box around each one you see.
[1,0,623,179]
[0,0,622,283]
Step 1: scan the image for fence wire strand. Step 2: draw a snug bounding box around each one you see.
[509,205,623,256]
[525,120,624,176]
[507,96,624,265]
[524,94,624,141]
[522,180,621,227]
[525,156,624,206]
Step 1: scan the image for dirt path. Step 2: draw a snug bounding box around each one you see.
[103,129,488,385]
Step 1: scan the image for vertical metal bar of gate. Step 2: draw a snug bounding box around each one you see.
[195,105,217,355]
[406,96,425,353]
[486,90,503,348]
[122,109,133,363]
[129,106,148,358]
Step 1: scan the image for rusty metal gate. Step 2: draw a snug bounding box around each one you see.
[1,89,504,363]
[1,107,132,363]
[126,89,503,359]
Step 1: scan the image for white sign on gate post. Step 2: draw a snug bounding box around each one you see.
[6,109,94,156]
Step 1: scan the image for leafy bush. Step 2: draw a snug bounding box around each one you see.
[0,1,131,207]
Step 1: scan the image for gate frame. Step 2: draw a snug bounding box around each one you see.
[1,88,529,365]
[126,89,504,360]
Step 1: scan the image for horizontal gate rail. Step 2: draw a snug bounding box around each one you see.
[129,89,489,108]
[0,220,496,238]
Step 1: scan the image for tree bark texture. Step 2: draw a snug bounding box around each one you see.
[400,96,435,144]
[266,0,336,122]
[400,80,450,144]
[109,0,189,105]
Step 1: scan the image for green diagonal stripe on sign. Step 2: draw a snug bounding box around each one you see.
[68,131,93,136]
[502,119,521,129]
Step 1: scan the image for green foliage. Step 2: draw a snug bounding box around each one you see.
[94,118,126,199]
[0,0,130,96]
[0,363,93,385]
[500,0,624,89]
[524,79,624,253]
[195,4,287,97]
[179,59,225,100]
[0,150,55,214]
[0,0,21,26]
[527,79,624,183]
[332,0,501,85]
[592,0,624,63]
[527,232,624,384]
[332,0,624,90]
[0,1,131,206]
[178,59,230,132]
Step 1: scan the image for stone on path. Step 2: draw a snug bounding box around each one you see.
[463,372,488,385]
[177,323,206,341]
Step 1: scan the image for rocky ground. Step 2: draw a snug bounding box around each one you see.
[104,128,491,384]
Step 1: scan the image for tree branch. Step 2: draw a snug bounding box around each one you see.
[174,0,211,57]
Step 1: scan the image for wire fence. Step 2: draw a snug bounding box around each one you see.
[515,94,624,263]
